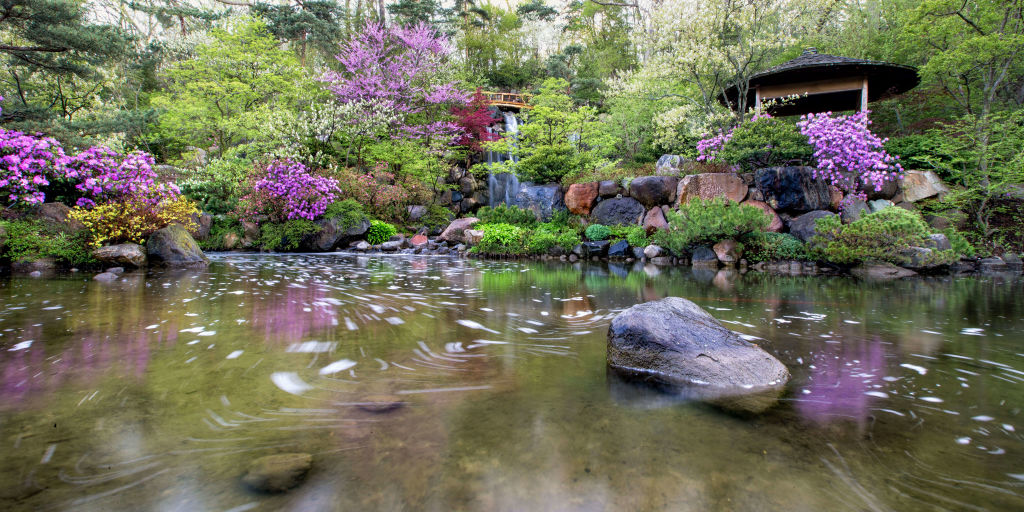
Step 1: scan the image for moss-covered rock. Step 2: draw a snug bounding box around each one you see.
[146,225,208,267]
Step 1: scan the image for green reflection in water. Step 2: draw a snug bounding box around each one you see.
[0,254,1021,511]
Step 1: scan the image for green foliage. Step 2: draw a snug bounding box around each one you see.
[718,116,813,171]
[742,232,809,262]
[475,204,537,226]
[471,223,526,255]
[0,220,95,266]
[420,205,453,229]
[482,78,615,184]
[941,228,977,258]
[652,198,771,254]
[200,216,243,251]
[811,207,959,265]
[585,224,611,241]
[178,158,252,215]
[625,226,649,248]
[257,219,320,251]
[366,220,397,245]
[323,199,367,232]
[525,222,582,254]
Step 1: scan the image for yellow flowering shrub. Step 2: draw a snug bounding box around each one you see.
[69,197,199,248]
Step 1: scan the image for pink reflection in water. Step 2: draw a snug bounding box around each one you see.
[795,337,889,426]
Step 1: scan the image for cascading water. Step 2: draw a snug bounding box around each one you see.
[487,112,522,207]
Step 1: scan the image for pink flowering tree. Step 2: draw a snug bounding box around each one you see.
[797,111,903,207]
[321,22,469,145]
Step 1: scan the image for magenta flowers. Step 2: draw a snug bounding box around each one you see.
[798,111,903,206]
[321,22,469,144]
[0,128,68,205]
[251,159,340,221]
[63,147,179,207]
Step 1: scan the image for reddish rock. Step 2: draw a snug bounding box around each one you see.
[902,170,949,202]
[438,217,480,243]
[742,200,783,232]
[713,239,741,264]
[565,182,599,215]
[676,173,747,205]
[829,186,844,210]
[410,234,428,247]
[643,207,669,234]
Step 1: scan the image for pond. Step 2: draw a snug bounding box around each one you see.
[1,254,1022,511]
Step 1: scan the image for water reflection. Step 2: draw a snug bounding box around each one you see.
[0,255,1021,511]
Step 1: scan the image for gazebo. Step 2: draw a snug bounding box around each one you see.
[722,48,919,116]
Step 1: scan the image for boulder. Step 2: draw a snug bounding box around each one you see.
[146,225,208,267]
[93,272,119,282]
[607,297,790,413]
[0,224,5,255]
[222,232,240,250]
[713,239,741,264]
[691,246,719,267]
[841,199,870,224]
[380,241,402,251]
[407,205,428,222]
[642,207,669,234]
[354,241,370,251]
[788,210,834,243]
[1002,253,1023,271]
[979,257,1009,273]
[590,197,645,226]
[303,216,370,252]
[241,220,260,242]
[438,217,480,243]
[28,202,84,232]
[925,234,952,251]
[242,453,312,493]
[193,213,213,241]
[851,262,917,280]
[902,170,949,202]
[643,245,664,259]
[92,243,147,268]
[629,176,679,208]
[754,167,832,213]
[599,180,624,198]
[656,154,685,175]
[464,229,484,246]
[829,187,844,210]
[564,182,599,215]
[868,199,894,213]
[459,176,476,195]
[514,184,566,222]
[900,247,942,271]
[863,177,900,201]
[676,173,747,205]
[608,240,631,259]
[741,200,782,232]
[409,234,429,247]
[581,240,610,258]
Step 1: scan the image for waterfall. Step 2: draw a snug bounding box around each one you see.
[486,111,522,207]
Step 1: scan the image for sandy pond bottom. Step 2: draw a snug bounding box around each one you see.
[0,253,1021,511]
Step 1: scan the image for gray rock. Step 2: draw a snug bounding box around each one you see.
[632,246,646,260]
[146,225,208,267]
[900,247,939,270]
[608,240,630,259]
[607,297,790,413]
[1002,253,1023,271]
[193,213,213,241]
[354,241,370,251]
[979,257,1009,273]
[407,205,427,222]
[438,217,480,243]
[649,256,672,266]
[691,246,719,267]
[464,229,484,245]
[863,176,901,200]
[629,176,679,208]
[789,210,835,243]
[454,243,467,252]
[28,202,84,232]
[850,262,917,280]
[841,199,870,224]
[381,241,402,251]
[581,241,610,258]
[93,272,119,282]
[242,453,312,493]
[925,233,952,251]
[106,267,125,274]
[655,154,685,175]
[590,197,645,226]
[514,184,566,222]
[868,199,894,213]
[754,167,832,213]
[12,257,56,273]
[303,215,370,251]
[599,180,623,198]
[92,243,147,268]
[643,245,663,259]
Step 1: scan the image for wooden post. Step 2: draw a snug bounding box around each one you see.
[861,77,869,113]
[754,86,761,113]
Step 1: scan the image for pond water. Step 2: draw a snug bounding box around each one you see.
[1,254,1022,511]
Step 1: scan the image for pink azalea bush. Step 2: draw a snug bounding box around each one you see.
[797,111,903,206]
[243,159,340,222]
[0,127,68,205]
[63,147,180,207]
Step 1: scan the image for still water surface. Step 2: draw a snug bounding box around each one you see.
[0,254,1022,511]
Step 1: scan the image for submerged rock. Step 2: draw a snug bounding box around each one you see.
[242,453,312,493]
[607,297,790,414]
[850,262,917,280]
[93,272,119,282]
[146,225,208,267]
[356,394,405,413]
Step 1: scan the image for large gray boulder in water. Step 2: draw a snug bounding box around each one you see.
[146,225,208,267]
[607,297,789,413]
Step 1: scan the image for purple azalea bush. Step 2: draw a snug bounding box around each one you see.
[252,159,340,221]
[0,127,68,205]
[797,111,903,206]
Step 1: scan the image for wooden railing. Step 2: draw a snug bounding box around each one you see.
[481,91,533,109]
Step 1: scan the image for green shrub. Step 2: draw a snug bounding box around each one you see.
[0,220,95,266]
[652,198,771,254]
[524,223,581,254]
[742,232,809,262]
[556,230,583,251]
[420,204,453,229]
[201,215,244,251]
[324,199,367,231]
[258,219,320,251]
[941,228,976,258]
[585,224,611,241]
[178,157,251,215]
[811,207,958,265]
[718,116,813,171]
[472,223,526,255]
[366,220,397,245]
[476,204,537,226]
[625,226,649,248]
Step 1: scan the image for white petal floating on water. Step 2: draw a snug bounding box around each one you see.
[226,350,243,359]
[271,372,312,395]
[900,363,928,375]
[198,331,217,337]
[971,415,995,422]
[385,317,405,325]
[8,340,32,351]
[456,319,499,334]
[956,437,971,445]
[921,396,944,403]
[864,391,889,398]
[286,341,336,353]
[518,327,538,334]
[345,318,358,331]
[960,328,984,336]
[319,359,357,375]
